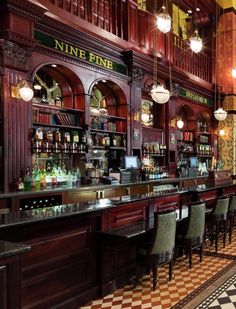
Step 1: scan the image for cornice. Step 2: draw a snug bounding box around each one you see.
[223,7,236,14]
[35,16,124,65]
[34,45,130,83]
[0,0,46,21]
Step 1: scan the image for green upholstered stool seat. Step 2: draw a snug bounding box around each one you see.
[137,210,176,291]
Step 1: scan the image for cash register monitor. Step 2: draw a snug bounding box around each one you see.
[124,156,138,169]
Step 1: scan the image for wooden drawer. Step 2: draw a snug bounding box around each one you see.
[101,200,148,231]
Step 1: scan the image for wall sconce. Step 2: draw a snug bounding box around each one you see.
[177,118,184,129]
[219,129,225,136]
[11,80,34,102]
[134,110,151,125]
[232,68,236,78]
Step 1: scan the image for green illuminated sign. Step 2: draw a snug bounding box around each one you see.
[179,87,213,106]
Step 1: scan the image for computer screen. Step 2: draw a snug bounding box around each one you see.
[124,156,138,169]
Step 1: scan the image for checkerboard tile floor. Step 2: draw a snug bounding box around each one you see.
[80,230,236,309]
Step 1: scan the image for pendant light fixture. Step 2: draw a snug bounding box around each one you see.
[190,3,202,53]
[150,12,171,105]
[156,1,171,34]
[214,6,227,122]
[190,30,202,53]
[150,84,170,104]
[214,107,227,121]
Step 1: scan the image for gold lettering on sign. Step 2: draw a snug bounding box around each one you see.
[54,40,114,70]
[89,52,113,69]
[54,39,64,52]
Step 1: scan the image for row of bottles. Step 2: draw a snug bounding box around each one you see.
[32,128,88,154]
[143,141,167,155]
[91,133,126,148]
[141,166,169,181]
[196,144,214,156]
[17,164,81,191]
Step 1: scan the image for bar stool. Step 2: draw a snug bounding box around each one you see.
[228,195,236,243]
[136,210,176,291]
[207,196,229,253]
[179,201,206,269]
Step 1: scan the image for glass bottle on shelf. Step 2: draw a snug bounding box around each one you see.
[33,128,43,153]
[71,131,79,154]
[54,130,61,153]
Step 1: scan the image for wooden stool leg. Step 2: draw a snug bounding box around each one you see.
[200,243,204,263]
[223,220,227,248]
[169,259,173,281]
[189,246,192,269]
[152,265,157,291]
[229,215,233,244]
[215,221,219,253]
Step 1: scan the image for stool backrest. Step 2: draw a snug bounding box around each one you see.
[185,202,206,240]
[212,197,229,216]
[150,211,176,255]
[229,195,236,211]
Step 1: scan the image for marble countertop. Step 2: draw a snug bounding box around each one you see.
[0,240,31,259]
[0,176,208,199]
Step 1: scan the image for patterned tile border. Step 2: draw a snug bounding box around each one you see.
[172,260,236,309]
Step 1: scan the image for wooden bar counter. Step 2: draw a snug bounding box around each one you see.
[0,178,235,308]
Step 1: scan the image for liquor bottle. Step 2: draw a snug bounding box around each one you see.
[24,167,33,191]
[33,128,43,153]
[111,134,117,147]
[62,132,71,154]
[71,131,79,153]
[54,130,61,153]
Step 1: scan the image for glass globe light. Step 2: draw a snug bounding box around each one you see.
[190,30,203,53]
[141,113,150,124]
[150,84,170,104]
[219,129,225,136]
[18,80,34,102]
[214,107,227,121]
[177,119,184,129]
[156,6,171,34]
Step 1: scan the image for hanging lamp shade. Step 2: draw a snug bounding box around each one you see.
[18,80,34,102]
[156,6,171,34]
[214,107,227,121]
[150,84,170,104]
[190,30,202,53]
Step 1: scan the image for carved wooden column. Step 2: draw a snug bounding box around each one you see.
[0,40,33,191]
